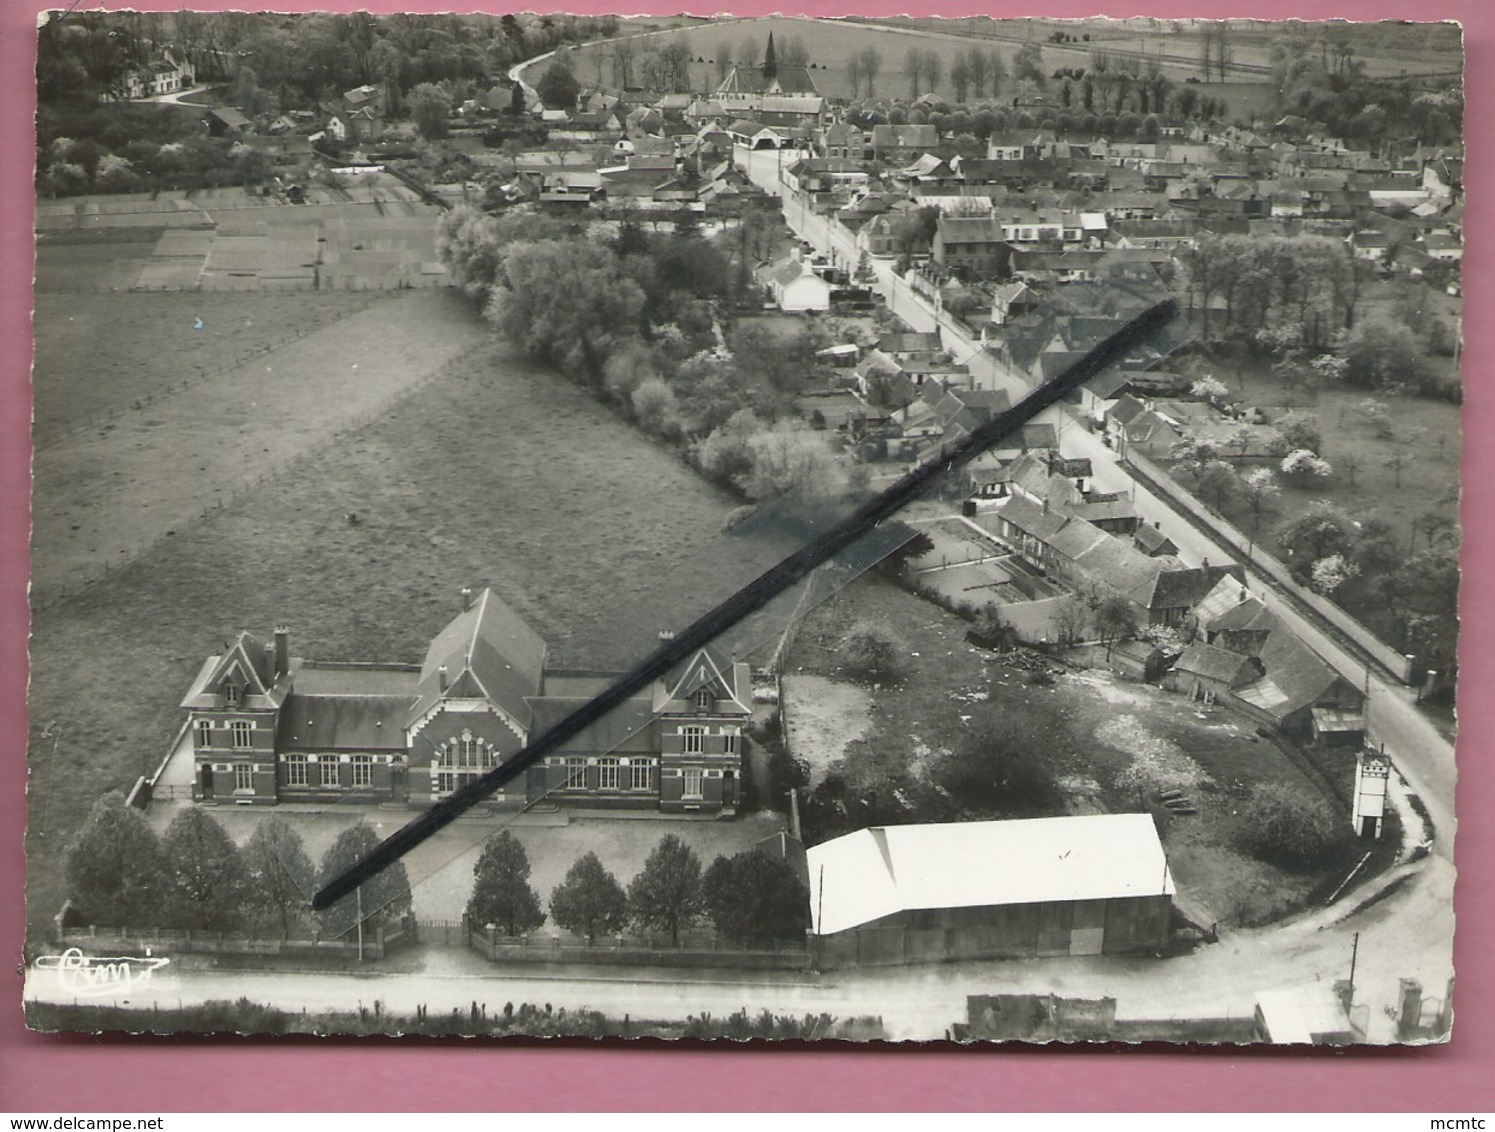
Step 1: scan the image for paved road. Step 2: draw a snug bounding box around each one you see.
[25,850,1450,1041]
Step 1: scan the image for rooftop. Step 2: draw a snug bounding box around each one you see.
[807,814,1174,935]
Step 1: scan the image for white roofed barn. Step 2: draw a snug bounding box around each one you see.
[806,814,1174,967]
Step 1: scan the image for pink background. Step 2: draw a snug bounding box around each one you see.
[1,0,1489,1113]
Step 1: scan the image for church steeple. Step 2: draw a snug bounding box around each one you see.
[762,31,777,83]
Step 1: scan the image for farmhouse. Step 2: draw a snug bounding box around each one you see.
[757,251,833,312]
[807,814,1174,967]
[1180,580,1366,737]
[181,588,748,815]
[975,493,1237,627]
[114,47,195,100]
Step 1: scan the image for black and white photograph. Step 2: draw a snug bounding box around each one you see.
[21,9,1465,1047]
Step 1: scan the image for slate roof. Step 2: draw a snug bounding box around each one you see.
[872,124,939,149]
[1174,642,1259,686]
[525,695,659,754]
[1133,523,1177,556]
[1207,596,1272,635]
[180,631,296,711]
[1191,574,1252,627]
[716,63,818,96]
[1135,565,1244,614]
[408,589,547,729]
[278,686,413,753]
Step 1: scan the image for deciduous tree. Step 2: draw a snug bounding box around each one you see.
[1278,500,1355,568]
[317,823,412,937]
[549,851,628,942]
[536,61,581,111]
[1239,467,1281,531]
[408,81,451,140]
[65,794,168,928]
[242,816,316,936]
[467,830,545,937]
[485,238,645,381]
[627,835,705,944]
[702,851,809,945]
[1094,595,1139,645]
[161,807,248,932]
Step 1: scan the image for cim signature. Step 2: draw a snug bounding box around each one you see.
[33,947,171,997]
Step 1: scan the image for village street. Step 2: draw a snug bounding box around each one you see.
[721,145,1458,1040]
[735,145,1457,854]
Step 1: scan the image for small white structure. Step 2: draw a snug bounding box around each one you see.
[1352,746,1392,840]
[1255,984,1362,1045]
[757,251,832,313]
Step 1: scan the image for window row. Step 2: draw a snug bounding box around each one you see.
[678,725,739,755]
[283,754,377,788]
[556,757,656,792]
[197,719,254,750]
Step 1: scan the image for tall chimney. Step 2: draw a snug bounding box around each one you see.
[438,665,449,693]
[461,587,473,611]
[273,626,289,680]
[264,643,277,683]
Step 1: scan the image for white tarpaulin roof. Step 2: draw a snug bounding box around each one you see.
[807,813,1173,935]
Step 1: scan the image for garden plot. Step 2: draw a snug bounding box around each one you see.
[782,675,873,787]
[33,228,162,293]
[134,228,213,289]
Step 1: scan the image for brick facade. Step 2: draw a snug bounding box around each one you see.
[182,590,749,815]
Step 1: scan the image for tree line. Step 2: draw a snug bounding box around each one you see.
[1269,29,1461,146]
[64,795,813,949]
[39,11,616,110]
[436,205,856,504]
[63,795,411,938]
[466,830,810,946]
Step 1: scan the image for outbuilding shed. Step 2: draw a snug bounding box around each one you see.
[807,814,1174,968]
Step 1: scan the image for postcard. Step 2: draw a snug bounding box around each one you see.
[23,11,1462,1045]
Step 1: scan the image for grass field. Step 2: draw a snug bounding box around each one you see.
[30,290,478,603]
[785,574,1370,928]
[1212,361,1461,547]
[31,290,381,444]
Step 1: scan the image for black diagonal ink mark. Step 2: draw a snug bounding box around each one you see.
[314,296,1179,911]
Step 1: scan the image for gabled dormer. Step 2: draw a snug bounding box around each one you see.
[181,627,296,715]
[658,647,750,718]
